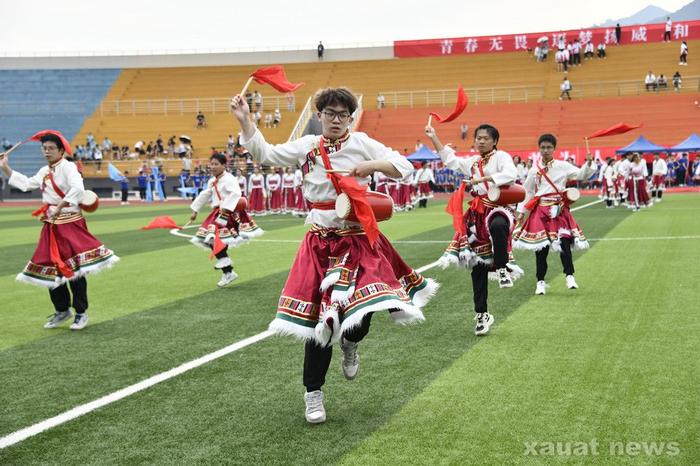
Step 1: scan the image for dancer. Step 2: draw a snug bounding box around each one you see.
[628,153,651,211]
[232,87,438,424]
[0,130,119,330]
[189,153,254,287]
[601,157,619,208]
[293,167,308,217]
[266,167,282,214]
[651,153,668,202]
[247,166,267,215]
[424,123,521,336]
[414,161,436,208]
[281,167,297,213]
[513,134,594,295]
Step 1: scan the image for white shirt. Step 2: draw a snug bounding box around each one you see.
[190,172,242,213]
[517,159,594,213]
[236,175,247,193]
[294,169,304,188]
[266,173,281,192]
[681,43,688,54]
[652,158,668,176]
[617,159,632,178]
[666,19,672,32]
[415,167,436,184]
[629,161,648,179]
[645,73,656,84]
[437,146,517,196]
[282,173,296,189]
[248,174,265,195]
[9,158,84,213]
[241,129,413,228]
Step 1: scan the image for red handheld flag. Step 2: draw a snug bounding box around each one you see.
[251,66,304,93]
[141,216,181,230]
[336,176,380,247]
[445,182,467,236]
[29,130,73,155]
[588,123,642,139]
[429,86,468,124]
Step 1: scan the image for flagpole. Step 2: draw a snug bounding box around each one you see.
[427,115,432,127]
[584,137,590,155]
[239,77,254,99]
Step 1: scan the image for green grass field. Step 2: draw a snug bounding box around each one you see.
[1,195,698,465]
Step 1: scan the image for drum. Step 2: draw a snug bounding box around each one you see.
[335,191,394,222]
[486,184,526,205]
[564,187,580,203]
[79,190,99,213]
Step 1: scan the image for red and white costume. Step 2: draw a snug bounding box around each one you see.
[628,161,651,208]
[396,172,414,211]
[266,172,282,213]
[282,172,297,213]
[247,173,267,215]
[651,158,668,192]
[241,129,438,345]
[601,162,618,203]
[9,158,119,288]
[190,172,263,249]
[293,168,308,215]
[414,166,435,200]
[373,172,391,195]
[437,146,523,279]
[616,158,632,198]
[236,174,247,195]
[514,160,593,251]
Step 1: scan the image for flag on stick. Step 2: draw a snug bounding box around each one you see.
[429,86,468,124]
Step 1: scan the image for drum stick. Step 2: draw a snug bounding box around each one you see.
[325,169,351,174]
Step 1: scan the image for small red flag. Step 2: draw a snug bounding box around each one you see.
[29,129,73,155]
[141,216,181,230]
[336,176,380,247]
[209,228,227,259]
[588,123,642,139]
[251,66,304,93]
[429,86,468,124]
[445,182,467,236]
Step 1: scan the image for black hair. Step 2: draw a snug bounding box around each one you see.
[474,124,500,147]
[314,87,358,114]
[538,133,558,148]
[40,134,65,152]
[210,153,227,165]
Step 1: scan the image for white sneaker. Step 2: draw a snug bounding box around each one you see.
[340,338,360,380]
[70,313,89,330]
[44,310,72,329]
[535,280,547,295]
[304,390,326,424]
[497,268,513,288]
[214,257,232,270]
[566,275,578,289]
[474,312,494,336]
[217,271,238,287]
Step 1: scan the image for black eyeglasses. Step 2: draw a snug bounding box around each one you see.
[321,110,352,122]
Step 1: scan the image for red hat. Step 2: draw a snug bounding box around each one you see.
[29,129,73,155]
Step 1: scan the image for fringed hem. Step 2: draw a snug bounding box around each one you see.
[342,299,426,336]
[16,254,120,290]
[410,278,440,309]
[574,238,590,250]
[239,227,265,239]
[190,235,250,250]
[512,239,551,252]
[268,319,316,341]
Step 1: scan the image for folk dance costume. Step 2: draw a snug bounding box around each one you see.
[9,157,119,328]
[387,176,399,205]
[395,173,414,211]
[628,161,651,211]
[414,166,435,208]
[241,128,438,395]
[282,172,297,213]
[513,160,593,292]
[190,172,263,286]
[601,163,619,208]
[373,172,390,195]
[651,157,668,201]
[247,173,267,215]
[266,172,282,214]
[293,168,309,216]
[616,157,632,205]
[236,174,247,198]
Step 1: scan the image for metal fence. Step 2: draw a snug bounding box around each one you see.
[377,86,546,108]
[97,95,296,116]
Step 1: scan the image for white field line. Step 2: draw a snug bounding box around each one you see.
[0,198,601,450]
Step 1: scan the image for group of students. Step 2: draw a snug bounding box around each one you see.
[1,87,611,426]
[599,152,675,211]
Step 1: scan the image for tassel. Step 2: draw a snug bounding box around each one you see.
[49,225,74,278]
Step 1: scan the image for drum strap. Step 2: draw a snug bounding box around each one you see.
[47,172,67,198]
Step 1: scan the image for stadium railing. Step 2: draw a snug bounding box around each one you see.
[97,95,296,116]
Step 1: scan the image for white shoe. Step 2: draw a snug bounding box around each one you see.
[474,312,494,336]
[44,310,72,329]
[535,280,547,295]
[304,390,326,424]
[566,275,578,289]
[340,337,360,380]
[70,313,89,330]
[214,257,232,270]
[217,271,238,287]
[497,268,513,288]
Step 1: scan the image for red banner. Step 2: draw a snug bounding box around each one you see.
[458,146,620,165]
[394,21,700,58]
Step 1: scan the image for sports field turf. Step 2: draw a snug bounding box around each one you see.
[0,194,698,464]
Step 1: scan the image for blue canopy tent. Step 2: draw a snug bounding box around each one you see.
[668,133,700,152]
[615,136,668,154]
[406,145,440,161]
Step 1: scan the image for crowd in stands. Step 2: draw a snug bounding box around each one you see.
[645,70,684,92]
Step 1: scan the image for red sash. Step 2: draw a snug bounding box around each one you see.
[209,176,226,258]
[524,162,566,211]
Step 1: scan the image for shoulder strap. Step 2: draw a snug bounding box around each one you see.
[537,163,562,195]
[212,177,222,201]
[47,172,66,198]
[317,138,342,195]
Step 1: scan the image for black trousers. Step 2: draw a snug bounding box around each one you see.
[139,188,146,200]
[303,313,373,391]
[210,245,232,273]
[121,188,128,202]
[49,277,88,313]
[469,215,509,314]
[535,238,574,281]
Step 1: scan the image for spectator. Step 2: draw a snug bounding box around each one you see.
[156,134,164,154]
[572,39,581,66]
[227,134,235,153]
[273,108,282,127]
[93,146,103,172]
[615,23,622,45]
[645,71,657,91]
[264,113,273,128]
[182,153,192,175]
[677,153,689,186]
[317,41,324,60]
[597,42,606,58]
[415,139,423,151]
[286,93,295,112]
[672,71,682,91]
[254,90,263,111]
[137,172,148,200]
[460,123,469,141]
[196,111,206,128]
[559,77,572,100]
[584,41,594,59]
[664,17,672,42]
[679,41,688,66]
[86,132,95,149]
[120,171,130,205]
[245,91,254,110]
[158,169,167,199]
[376,94,385,109]
[253,110,262,127]
[657,74,668,89]
[168,135,176,155]
[102,136,112,153]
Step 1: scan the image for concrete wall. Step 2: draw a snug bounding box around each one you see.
[0,46,395,70]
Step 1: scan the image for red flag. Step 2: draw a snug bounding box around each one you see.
[336,176,380,247]
[29,129,73,155]
[429,86,468,124]
[141,216,181,230]
[209,228,227,259]
[251,66,304,93]
[588,123,642,139]
[445,182,467,236]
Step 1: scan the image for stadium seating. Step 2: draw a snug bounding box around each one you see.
[0,69,120,174]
